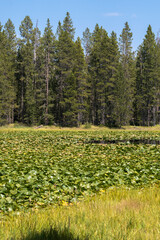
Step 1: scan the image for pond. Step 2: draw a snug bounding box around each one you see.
[87,139,160,145]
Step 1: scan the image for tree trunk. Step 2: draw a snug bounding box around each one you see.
[153,106,156,126]
[45,52,49,125]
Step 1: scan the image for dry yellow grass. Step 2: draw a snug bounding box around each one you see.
[1,123,160,132]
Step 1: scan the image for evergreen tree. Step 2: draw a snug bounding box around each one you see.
[0,23,9,125]
[32,22,42,124]
[89,24,110,125]
[0,21,16,125]
[118,22,135,126]
[33,20,41,63]
[55,12,77,126]
[82,27,92,123]
[107,31,121,127]
[155,37,160,124]
[1,13,160,127]
[17,16,36,125]
[74,37,88,125]
[4,19,17,124]
[135,25,160,125]
[82,27,92,64]
[56,21,62,39]
[38,18,55,125]
[62,12,75,40]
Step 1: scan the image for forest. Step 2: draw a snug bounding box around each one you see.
[0,12,160,127]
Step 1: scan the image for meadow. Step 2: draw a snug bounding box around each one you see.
[0,126,160,239]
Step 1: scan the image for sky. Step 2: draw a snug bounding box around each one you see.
[1,0,160,51]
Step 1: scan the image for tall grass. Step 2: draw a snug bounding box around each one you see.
[1,187,160,240]
[1,124,160,132]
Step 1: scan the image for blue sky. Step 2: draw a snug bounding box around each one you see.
[1,0,160,51]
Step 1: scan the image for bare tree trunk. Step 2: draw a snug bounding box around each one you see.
[153,106,156,126]
[11,105,14,123]
[101,93,106,125]
[45,52,49,125]
[34,20,39,63]
[9,110,11,124]
[21,79,24,122]
[101,104,105,125]
[147,108,150,126]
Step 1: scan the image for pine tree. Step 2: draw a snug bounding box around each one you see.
[82,27,92,123]
[38,18,55,125]
[56,21,62,39]
[107,31,121,127]
[89,24,110,125]
[135,25,160,125]
[2,14,160,128]
[31,22,42,124]
[4,19,17,124]
[0,23,8,125]
[118,22,135,126]
[17,16,36,125]
[55,12,77,126]
[155,37,160,124]
[82,27,92,64]
[33,20,41,64]
[74,37,88,125]
[0,20,16,125]
[62,12,75,40]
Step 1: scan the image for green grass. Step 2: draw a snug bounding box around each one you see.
[0,127,160,239]
[1,187,160,240]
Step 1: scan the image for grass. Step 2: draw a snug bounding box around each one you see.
[0,126,160,239]
[1,123,160,132]
[1,187,160,240]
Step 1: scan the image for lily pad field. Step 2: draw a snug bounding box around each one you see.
[0,127,160,239]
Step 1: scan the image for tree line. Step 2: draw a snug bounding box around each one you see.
[0,12,160,127]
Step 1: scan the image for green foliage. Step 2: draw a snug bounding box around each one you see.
[74,37,88,124]
[82,27,92,63]
[89,25,110,125]
[0,129,160,214]
[0,14,160,127]
[118,22,135,126]
[17,16,36,125]
[84,122,92,128]
[0,20,16,125]
[62,12,75,40]
[55,29,76,126]
[37,18,55,125]
[19,16,33,41]
[54,13,87,127]
[135,25,160,126]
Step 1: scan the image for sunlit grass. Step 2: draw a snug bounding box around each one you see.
[1,123,160,132]
[1,187,160,240]
[0,126,160,239]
